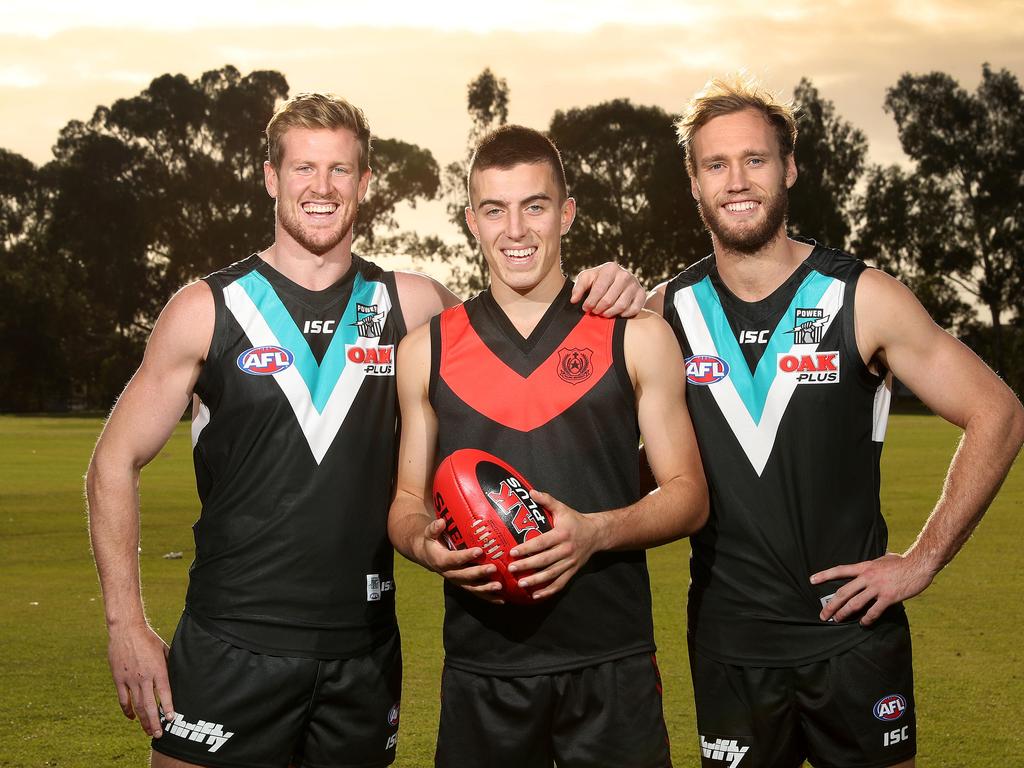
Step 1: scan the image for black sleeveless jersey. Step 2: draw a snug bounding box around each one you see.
[663,242,905,667]
[429,281,653,676]
[186,253,406,658]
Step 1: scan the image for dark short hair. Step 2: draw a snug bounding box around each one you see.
[467,125,568,203]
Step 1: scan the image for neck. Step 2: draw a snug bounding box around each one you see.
[260,225,354,290]
[489,270,566,337]
[712,231,814,302]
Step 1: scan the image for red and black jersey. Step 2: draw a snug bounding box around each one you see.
[429,280,653,676]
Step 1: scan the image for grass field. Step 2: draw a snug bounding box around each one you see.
[0,414,1021,767]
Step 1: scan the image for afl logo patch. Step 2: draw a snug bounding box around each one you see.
[685,354,729,385]
[873,694,907,721]
[557,347,593,384]
[237,345,294,376]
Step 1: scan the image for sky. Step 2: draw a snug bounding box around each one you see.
[2,0,1022,257]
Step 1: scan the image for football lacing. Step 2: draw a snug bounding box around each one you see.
[471,519,505,559]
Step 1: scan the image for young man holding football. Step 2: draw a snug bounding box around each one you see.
[388,125,709,768]
[646,74,1024,768]
[85,93,645,768]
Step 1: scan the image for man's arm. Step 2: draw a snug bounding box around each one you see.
[394,262,647,334]
[813,268,1024,624]
[85,280,214,738]
[510,310,709,600]
[386,325,506,602]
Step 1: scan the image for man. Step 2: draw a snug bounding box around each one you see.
[85,93,645,768]
[388,125,709,768]
[647,74,1024,768]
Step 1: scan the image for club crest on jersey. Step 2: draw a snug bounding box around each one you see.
[686,354,729,385]
[873,694,907,721]
[237,345,294,376]
[777,351,840,384]
[786,307,829,344]
[352,302,385,339]
[346,344,394,376]
[557,347,593,384]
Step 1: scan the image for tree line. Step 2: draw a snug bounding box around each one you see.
[1,63,1021,411]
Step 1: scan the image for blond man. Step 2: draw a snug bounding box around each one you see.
[646,75,1024,768]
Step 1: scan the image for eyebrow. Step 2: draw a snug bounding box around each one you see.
[702,149,771,164]
[476,193,554,208]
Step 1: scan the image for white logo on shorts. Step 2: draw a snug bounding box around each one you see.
[366,574,395,601]
[163,712,234,752]
[700,735,750,766]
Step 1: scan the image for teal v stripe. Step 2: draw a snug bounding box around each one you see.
[692,270,835,424]
[237,270,379,413]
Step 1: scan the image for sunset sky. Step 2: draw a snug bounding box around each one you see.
[3,0,1021,250]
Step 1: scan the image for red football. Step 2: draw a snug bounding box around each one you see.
[433,448,554,605]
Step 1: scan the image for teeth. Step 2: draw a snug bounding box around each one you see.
[302,203,337,214]
[724,201,757,212]
[504,248,536,258]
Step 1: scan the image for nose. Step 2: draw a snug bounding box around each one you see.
[311,169,333,196]
[725,164,749,193]
[505,209,527,240]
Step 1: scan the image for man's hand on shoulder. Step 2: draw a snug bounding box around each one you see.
[107,622,174,738]
[571,262,646,317]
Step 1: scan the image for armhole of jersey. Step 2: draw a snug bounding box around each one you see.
[428,313,443,408]
[846,263,887,390]
[194,276,226,401]
[384,271,409,341]
[612,317,636,410]
[662,281,680,326]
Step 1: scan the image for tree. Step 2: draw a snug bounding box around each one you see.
[882,63,1024,371]
[853,164,973,331]
[788,79,868,249]
[548,99,706,284]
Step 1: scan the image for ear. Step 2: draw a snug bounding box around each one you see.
[358,168,372,202]
[264,160,278,199]
[690,175,700,202]
[560,197,577,235]
[784,153,798,189]
[465,206,480,241]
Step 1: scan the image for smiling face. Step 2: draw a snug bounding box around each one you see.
[689,108,797,255]
[466,161,576,299]
[263,126,371,257]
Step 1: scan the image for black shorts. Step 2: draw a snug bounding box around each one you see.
[435,653,672,768]
[151,612,402,768]
[690,620,916,768]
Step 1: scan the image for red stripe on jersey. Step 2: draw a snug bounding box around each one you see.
[440,305,614,432]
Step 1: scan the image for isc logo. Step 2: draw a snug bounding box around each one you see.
[873,693,907,721]
[237,346,294,376]
[685,355,730,385]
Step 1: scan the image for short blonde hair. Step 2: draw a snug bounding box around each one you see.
[675,73,797,177]
[266,93,371,172]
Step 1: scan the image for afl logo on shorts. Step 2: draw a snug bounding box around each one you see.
[387,703,400,727]
[237,345,294,376]
[685,354,729,385]
[873,693,907,721]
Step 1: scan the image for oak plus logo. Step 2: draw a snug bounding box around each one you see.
[162,712,234,753]
[699,735,750,766]
[777,351,840,384]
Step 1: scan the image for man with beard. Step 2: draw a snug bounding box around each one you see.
[86,93,645,768]
[646,75,1024,768]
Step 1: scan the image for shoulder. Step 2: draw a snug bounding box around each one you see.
[143,280,214,365]
[394,271,461,331]
[624,309,681,356]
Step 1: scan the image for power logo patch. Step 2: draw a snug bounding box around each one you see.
[786,307,829,344]
[352,303,385,339]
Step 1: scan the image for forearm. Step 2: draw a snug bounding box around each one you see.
[87,457,148,631]
[387,491,437,568]
[907,401,1024,574]
[591,474,708,552]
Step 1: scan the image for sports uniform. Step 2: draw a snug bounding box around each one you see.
[153,254,406,768]
[663,242,916,767]
[428,280,671,768]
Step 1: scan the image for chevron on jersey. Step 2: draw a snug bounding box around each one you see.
[675,271,844,475]
[222,270,390,464]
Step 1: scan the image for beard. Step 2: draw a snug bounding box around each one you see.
[698,179,788,255]
[277,200,355,257]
